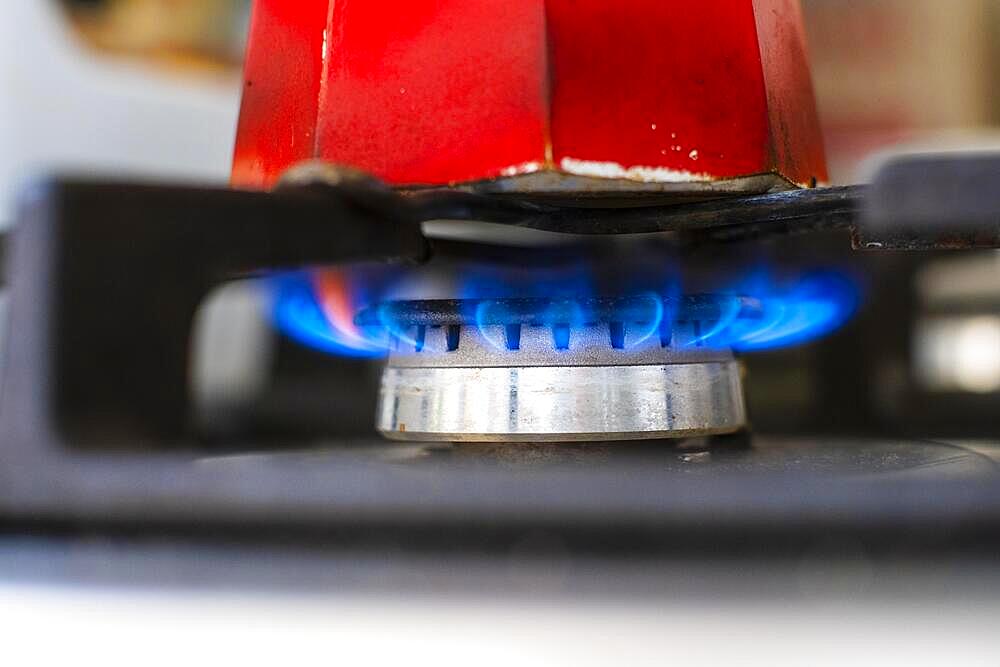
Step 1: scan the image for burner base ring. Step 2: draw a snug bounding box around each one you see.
[376,361,746,442]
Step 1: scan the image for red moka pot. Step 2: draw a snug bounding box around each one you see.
[232,0,827,203]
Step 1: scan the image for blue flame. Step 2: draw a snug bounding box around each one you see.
[269,265,860,358]
[724,271,860,351]
[270,272,389,358]
[686,295,742,349]
[626,292,665,349]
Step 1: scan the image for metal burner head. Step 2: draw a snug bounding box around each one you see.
[359,296,748,443]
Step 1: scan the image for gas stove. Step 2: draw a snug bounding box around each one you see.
[0,0,999,564]
[1,153,997,552]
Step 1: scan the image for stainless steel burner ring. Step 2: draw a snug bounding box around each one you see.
[373,314,747,442]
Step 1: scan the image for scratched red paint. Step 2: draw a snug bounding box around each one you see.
[232,0,826,190]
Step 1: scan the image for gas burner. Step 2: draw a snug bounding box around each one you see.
[357,296,748,442]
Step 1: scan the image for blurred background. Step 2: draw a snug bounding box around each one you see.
[0,0,248,227]
[59,0,249,72]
